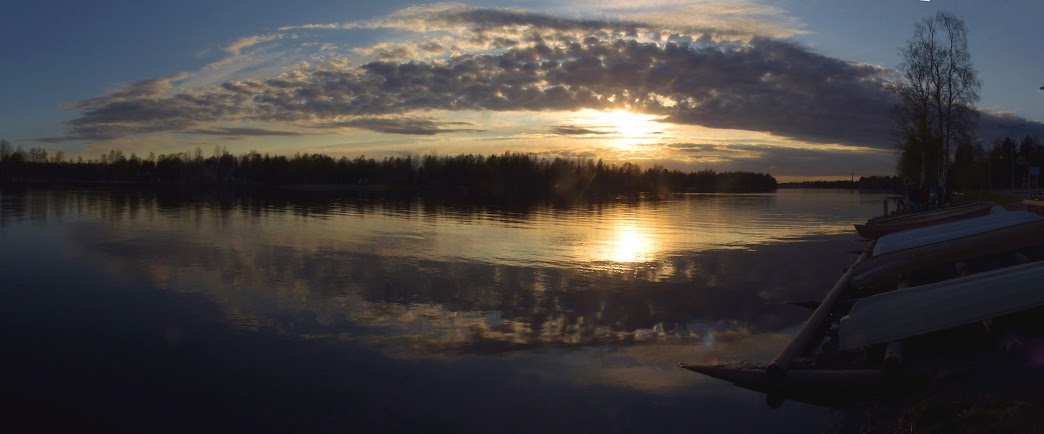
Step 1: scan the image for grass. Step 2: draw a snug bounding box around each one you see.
[956,190,1039,210]
[896,395,1043,434]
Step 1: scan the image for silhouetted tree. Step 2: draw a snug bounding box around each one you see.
[0,140,11,161]
[892,12,980,193]
[952,138,975,192]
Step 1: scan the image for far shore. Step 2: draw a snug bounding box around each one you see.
[274,184,407,192]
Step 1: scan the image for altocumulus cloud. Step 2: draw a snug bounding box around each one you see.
[64,5,900,151]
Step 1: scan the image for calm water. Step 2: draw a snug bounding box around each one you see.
[0,188,889,433]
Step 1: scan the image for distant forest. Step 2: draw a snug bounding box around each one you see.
[778,176,900,191]
[949,135,1044,191]
[781,135,1044,193]
[0,143,777,197]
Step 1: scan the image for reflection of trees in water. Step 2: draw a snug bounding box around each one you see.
[2,187,787,229]
[14,188,852,356]
[1,186,667,229]
[0,189,27,227]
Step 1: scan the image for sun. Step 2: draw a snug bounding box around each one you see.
[604,111,658,138]
[575,109,663,149]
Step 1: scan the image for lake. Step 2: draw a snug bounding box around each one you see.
[0,188,890,433]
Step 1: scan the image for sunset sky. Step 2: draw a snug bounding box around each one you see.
[2,0,1043,181]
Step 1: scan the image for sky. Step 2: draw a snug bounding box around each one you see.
[2,0,1043,181]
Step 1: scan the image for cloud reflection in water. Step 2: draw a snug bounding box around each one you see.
[2,189,881,393]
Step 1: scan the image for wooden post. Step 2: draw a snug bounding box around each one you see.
[883,198,888,217]
[767,241,876,379]
[883,341,904,373]
[996,330,1023,353]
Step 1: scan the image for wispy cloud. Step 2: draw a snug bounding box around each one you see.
[205,33,291,70]
[325,117,484,135]
[551,125,615,135]
[66,73,188,111]
[36,136,82,144]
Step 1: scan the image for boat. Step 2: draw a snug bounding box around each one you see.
[840,261,1044,350]
[872,211,1040,256]
[853,202,1002,240]
[848,218,1044,294]
[680,201,1044,407]
[863,201,1000,225]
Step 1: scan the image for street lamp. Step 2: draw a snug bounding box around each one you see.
[999,123,1026,190]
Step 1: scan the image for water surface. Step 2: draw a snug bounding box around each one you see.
[0,188,887,433]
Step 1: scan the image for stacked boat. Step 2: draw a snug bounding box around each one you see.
[854,202,1003,240]
[680,201,1044,407]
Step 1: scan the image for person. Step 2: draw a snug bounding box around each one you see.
[903,176,918,212]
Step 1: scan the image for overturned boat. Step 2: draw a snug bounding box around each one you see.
[853,202,1002,240]
[680,202,1044,407]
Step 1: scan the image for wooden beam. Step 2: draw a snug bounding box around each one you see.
[767,241,875,379]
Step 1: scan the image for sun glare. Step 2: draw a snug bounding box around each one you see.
[608,226,655,263]
[609,228,647,262]
[579,109,663,149]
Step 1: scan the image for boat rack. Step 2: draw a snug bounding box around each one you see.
[679,202,1044,408]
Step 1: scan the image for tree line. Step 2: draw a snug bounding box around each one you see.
[777,176,901,191]
[951,135,1044,191]
[0,141,777,197]
[889,12,1044,198]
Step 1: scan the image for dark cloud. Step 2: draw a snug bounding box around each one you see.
[62,8,904,150]
[550,125,614,135]
[36,136,84,143]
[666,143,719,153]
[329,118,483,135]
[532,149,600,160]
[975,112,1044,141]
[184,127,306,137]
[375,46,415,61]
[664,142,894,177]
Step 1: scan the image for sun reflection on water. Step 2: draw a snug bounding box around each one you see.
[609,227,654,263]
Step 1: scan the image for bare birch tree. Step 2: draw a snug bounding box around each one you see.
[893,11,980,194]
